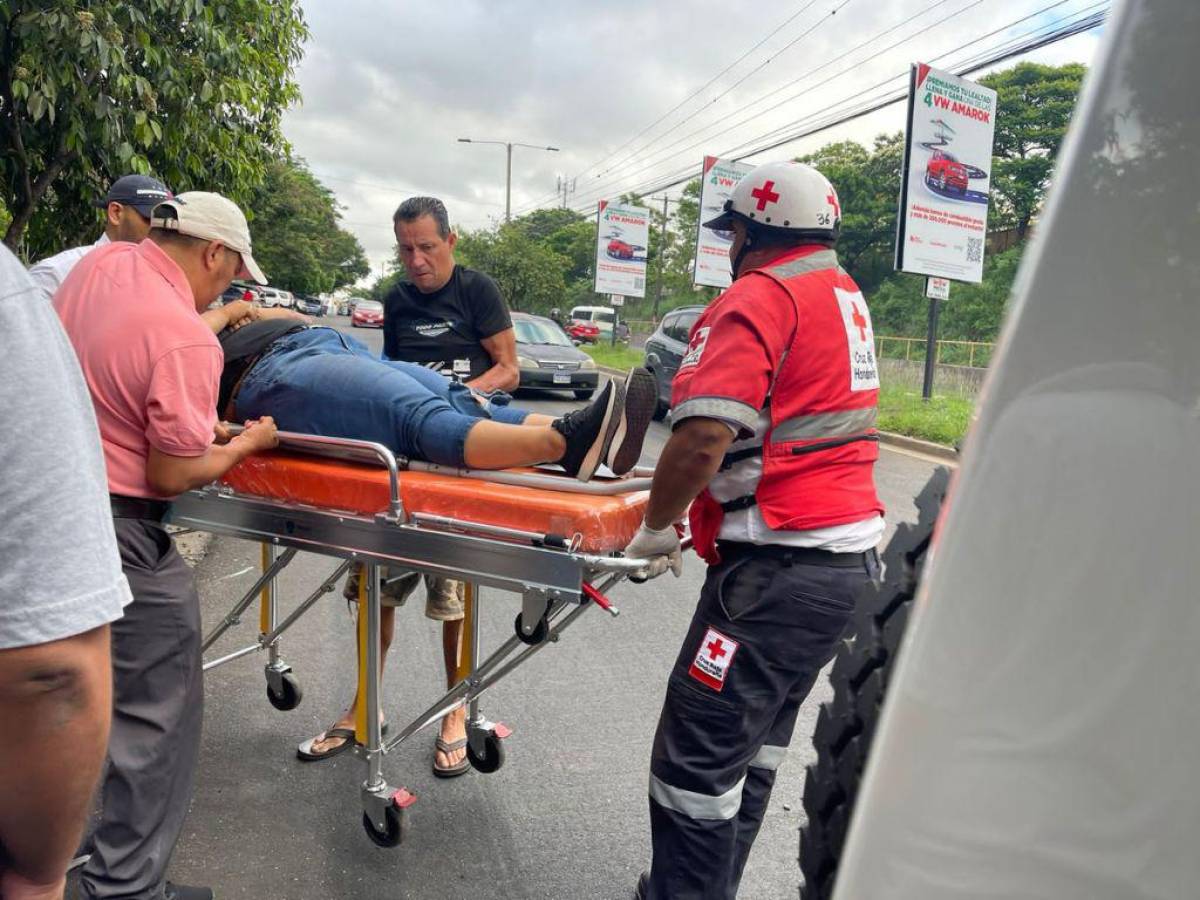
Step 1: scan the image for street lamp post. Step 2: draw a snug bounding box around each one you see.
[457,138,559,222]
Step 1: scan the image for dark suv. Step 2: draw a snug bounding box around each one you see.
[642,304,705,419]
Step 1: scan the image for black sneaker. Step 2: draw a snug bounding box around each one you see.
[165,883,214,900]
[607,367,656,475]
[552,378,622,480]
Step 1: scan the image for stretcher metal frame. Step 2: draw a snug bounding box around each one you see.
[169,430,666,847]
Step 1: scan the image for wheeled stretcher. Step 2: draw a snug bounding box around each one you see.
[169,429,671,847]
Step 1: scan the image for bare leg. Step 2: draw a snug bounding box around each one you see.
[0,625,112,900]
[521,413,555,427]
[462,420,565,469]
[436,618,467,772]
[307,604,395,754]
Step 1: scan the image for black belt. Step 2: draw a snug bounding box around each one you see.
[717,540,876,569]
[110,494,170,522]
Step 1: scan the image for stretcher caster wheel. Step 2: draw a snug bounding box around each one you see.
[467,731,506,774]
[267,672,303,711]
[514,612,548,645]
[362,806,405,848]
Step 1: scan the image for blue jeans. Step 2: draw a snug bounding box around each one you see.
[235,327,527,466]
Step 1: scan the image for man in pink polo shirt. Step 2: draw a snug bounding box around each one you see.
[54,192,278,900]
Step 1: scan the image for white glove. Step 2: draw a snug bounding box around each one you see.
[625,521,683,581]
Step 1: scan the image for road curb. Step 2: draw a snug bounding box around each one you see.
[879,431,958,461]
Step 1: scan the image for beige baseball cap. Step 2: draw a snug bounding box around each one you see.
[150,191,268,284]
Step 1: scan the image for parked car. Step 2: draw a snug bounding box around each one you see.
[513,313,598,400]
[926,149,969,194]
[295,294,324,316]
[642,305,705,419]
[569,305,617,338]
[224,281,259,304]
[220,285,246,305]
[351,299,385,328]
[565,320,601,343]
[256,287,289,308]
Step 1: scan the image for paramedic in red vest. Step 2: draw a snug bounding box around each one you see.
[626,161,884,900]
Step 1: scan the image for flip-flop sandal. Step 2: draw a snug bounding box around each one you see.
[433,736,470,778]
[297,723,390,762]
[297,727,355,762]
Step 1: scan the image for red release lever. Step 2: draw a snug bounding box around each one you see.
[581,581,619,617]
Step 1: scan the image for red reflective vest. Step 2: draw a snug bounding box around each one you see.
[679,248,884,564]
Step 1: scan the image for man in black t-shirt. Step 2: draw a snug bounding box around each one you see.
[305,197,517,776]
[382,197,518,391]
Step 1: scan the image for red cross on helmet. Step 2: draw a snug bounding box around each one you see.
[704,160,841,241]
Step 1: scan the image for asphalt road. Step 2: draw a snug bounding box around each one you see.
[166,316,944,899]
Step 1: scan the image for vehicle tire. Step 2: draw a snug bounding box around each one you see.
[798,466,951,900]
[574,388,595,401]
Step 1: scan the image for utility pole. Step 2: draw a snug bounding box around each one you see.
[648,194,675,322]
[458,138,560,223]
[556,176,577,209]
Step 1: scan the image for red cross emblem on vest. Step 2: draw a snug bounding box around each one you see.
[706,637,727,660]
[851,302,868,342]
[750,180,780,212]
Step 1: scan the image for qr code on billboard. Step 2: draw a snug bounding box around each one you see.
[967,237,983,263]
[634,277,645,291]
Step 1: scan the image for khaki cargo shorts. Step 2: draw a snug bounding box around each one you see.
[343,564,465,621]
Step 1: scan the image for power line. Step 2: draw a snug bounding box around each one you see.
[730,0,1098,155]
[569,0,991,210]
[567,3,1106,211]
[570,0,824,184]
[511,0,952,219]
[595,0,849,179]
[568,1,1101,211]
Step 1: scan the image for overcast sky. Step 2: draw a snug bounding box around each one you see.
[280,0,1103,285]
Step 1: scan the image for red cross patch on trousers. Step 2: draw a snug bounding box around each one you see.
[688,627,739,692]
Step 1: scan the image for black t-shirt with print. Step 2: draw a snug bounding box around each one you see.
[382,265,511,381]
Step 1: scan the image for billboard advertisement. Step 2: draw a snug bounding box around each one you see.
[594,200,650,298]
[694,156,753,289]
[895,63,998,283]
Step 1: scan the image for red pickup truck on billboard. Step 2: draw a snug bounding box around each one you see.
[926,149,969,194]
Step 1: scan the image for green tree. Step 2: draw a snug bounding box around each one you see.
[453,223,569,315]
[0,1,308,256]
[799,133,904,294]
[248,157,368,294]
[869,245,1024,345]
[979,62,1086,238]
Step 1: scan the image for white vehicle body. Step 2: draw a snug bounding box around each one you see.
[833,2,1200,897]
[569,304,617,336]
[257,287,292,309]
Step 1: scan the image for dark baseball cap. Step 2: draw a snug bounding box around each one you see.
[96,174,173,217]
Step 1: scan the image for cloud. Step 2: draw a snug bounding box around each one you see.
[282,0,1102,284]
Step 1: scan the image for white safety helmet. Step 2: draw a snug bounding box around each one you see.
[703,160,841,241]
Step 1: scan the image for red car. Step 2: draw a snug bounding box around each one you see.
[606,238,646,261]
[566,320,601,343]
[926,149,969,194]
[351,299,384,328]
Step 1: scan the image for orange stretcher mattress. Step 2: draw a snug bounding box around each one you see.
[220,451,648,553]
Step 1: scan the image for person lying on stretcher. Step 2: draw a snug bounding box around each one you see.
[202,303,655,480]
